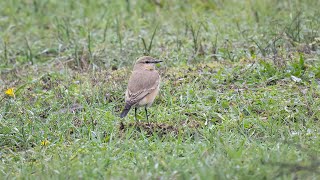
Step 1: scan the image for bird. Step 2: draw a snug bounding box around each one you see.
[120,56,162,121]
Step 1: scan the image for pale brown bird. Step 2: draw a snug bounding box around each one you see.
[120,56,162,120]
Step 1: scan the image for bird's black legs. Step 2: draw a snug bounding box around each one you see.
[145,106,149,122]
[134,106,149,122]
[135,107,138,121]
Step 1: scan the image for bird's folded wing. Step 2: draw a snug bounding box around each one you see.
[126,71,160,106]
[126,88,153,106]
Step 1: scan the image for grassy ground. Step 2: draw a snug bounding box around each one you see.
[1,0,320,179]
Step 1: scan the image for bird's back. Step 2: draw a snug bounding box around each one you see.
[127,69,160,94]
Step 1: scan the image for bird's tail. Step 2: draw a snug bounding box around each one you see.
[120,104,131,118]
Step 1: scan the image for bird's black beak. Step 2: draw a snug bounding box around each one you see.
[154,60,163,63]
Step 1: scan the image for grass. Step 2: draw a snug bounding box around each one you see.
[1,0,320,179]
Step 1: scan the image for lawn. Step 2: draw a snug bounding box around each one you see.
[1,0,320,179]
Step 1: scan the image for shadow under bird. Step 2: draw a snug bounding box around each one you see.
[120,56,162,121]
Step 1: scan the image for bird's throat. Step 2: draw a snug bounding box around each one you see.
[144,66,154,71]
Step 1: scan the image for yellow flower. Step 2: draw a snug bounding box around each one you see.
[5,88,15,97]
[41,139,50,146]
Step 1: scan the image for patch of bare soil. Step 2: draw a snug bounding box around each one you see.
[119,120,202,137]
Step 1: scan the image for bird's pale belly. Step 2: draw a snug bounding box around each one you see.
[137,84,160,107]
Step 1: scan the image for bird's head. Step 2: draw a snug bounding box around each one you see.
[134,56,162,71]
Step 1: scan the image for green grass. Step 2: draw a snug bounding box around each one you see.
[1,0,320,179]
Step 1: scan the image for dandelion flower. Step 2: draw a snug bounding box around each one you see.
[5,88,15,97]
[41,139,50,146]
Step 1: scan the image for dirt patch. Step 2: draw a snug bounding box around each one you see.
[119,120,202,137]
[39,73,62,91]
